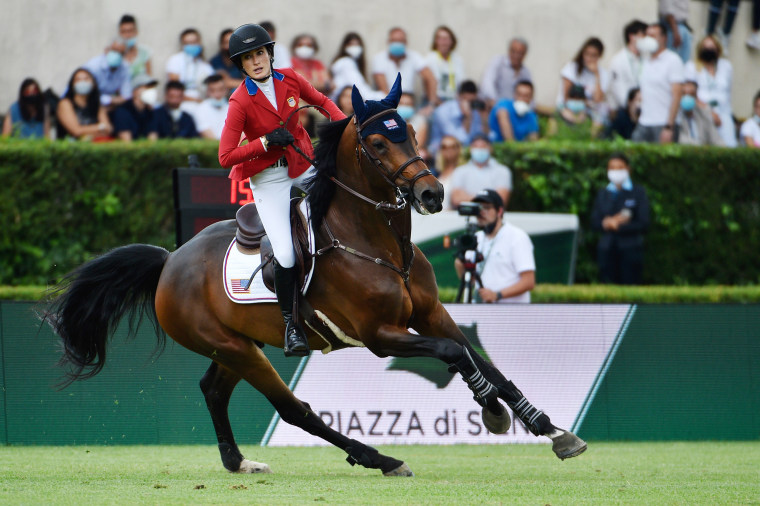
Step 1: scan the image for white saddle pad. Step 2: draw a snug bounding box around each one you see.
[223,199,316,304]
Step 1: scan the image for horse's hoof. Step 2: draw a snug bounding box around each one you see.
[383,462,414,477]
[234,459,272,473]
[551,431,587,460]
[482,404,511,434]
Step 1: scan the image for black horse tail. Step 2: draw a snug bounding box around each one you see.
[44,244,170,387]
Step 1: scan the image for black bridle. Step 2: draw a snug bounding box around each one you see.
[285,105,431,211]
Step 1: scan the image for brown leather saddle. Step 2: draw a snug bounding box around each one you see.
[235,196,312,293]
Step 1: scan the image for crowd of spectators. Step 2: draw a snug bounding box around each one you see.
[4,9,759,151]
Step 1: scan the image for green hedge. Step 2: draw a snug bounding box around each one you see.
[1,138,759,285]
[8,284,760,304]
[495,140,760,284]
[0,138,220,284]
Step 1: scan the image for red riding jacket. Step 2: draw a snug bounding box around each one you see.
[218,68,346,181]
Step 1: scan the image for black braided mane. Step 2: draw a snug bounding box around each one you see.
[304,115,352,230]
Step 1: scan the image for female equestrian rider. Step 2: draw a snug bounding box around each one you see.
[218,24,346,357]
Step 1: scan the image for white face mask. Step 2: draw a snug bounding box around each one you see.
[608,169,629,186]
[636,36,659,56]
[73,80,93,96]
[513,100,531,117]
[294,45,315,59]
[140,87,158,107]
[345,45,363,59]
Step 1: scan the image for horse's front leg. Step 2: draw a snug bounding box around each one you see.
[369,304,587,460]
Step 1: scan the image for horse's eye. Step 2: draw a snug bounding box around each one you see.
[372,140,385,150]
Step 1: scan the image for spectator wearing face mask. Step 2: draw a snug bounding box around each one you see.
[739,90,760,147]
[607,87,641,140]
[118,14,152,80]
[2,78,49,139]
[290,34,329,93]
[684,35,737,147]
[56,68,113,140]
[372,27,438,106]
[556,37,610,130]
[193,74,228,140]
[260,21,292,69]
[166,28,214,104]
[591,153,650,285]
[153,80,199,139]
[558,84,591,126]
[428,80,486,155]
[111,74,159,141]
[449,133,512,209]
[676,81,723,146]
[489,80,539,142]
[608,20,648,111]
[210,28,244,95]
[330,32,382,102]
[631,22,685,144]
[84,40,132,108]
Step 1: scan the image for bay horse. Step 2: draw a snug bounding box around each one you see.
[46,79,586,477]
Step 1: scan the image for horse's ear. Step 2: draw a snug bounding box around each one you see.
[386,73,402,108]
[351,85,367,119]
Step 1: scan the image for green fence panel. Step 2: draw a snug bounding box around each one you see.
[1,302,301,445]
[1,303,7,444]
[579,305,760,440]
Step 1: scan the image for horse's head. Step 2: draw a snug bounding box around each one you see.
[350,75,443,214]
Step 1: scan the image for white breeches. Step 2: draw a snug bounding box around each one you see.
[249,165,314,268]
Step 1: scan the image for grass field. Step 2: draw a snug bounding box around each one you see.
[1,442,758,505]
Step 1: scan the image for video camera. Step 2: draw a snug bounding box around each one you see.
[455,202,482,259]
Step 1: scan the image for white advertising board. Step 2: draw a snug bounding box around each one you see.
[266,304,632,446]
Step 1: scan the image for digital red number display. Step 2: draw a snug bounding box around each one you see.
[189,176,253,206]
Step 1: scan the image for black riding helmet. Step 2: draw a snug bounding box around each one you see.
[229,24,275,79]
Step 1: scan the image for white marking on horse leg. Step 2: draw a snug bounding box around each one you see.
[314,310,365,348]
[234,459,272,474]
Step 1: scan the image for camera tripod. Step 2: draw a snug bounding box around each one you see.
[455,249,484,303]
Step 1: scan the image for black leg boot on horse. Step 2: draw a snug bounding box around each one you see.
[273,259,310,357]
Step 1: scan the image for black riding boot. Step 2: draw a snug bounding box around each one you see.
[274,260,310,357]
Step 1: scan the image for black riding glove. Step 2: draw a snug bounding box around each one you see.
[265,128,295,147]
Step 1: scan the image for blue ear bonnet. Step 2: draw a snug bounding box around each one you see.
[352,73,408,143]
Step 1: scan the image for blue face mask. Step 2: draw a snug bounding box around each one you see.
[184,44,202,58]
[470,147,490,164]
[106,50,123,68]
[388,42,406,57]
[680,95,696,112]
[124,37,137,49]
[397,105,415,120]
[209,97,227,108]
[566,99,586,113]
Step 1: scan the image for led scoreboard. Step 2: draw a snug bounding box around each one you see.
[172,167,253,246]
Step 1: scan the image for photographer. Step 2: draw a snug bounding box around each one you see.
[455,190,536,303]
[428,80,487,155]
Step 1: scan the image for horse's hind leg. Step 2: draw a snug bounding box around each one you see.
[214,338,413,476]
[200,361,271,473]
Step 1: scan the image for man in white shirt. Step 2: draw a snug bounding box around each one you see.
[193,74,228,140]
[455,189,536,304]
[608,20,648,111]
[260,21,292,69]
[632,22,684,144]
[372,27,437,105]
[449,134,512,208]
